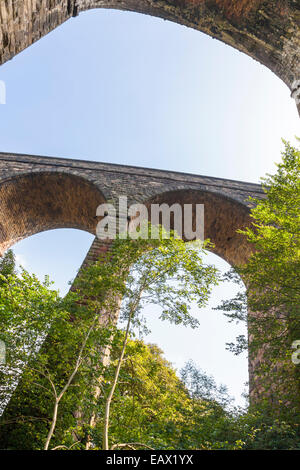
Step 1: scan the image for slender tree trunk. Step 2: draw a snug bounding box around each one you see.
[44,319,96,450]
[85,303,121,450]
[44,400,58,450]
[102,311,132,450]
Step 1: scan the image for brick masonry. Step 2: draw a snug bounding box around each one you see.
[0,151,297,410]
[0,0,298,424]
[0,1,299,114]
[0,151,263,263]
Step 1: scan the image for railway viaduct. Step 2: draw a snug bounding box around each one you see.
[0,150,298,415]
[0,151,264,397]
[0,151,262,264]
[0,0,299,114]
[0,0,299,431]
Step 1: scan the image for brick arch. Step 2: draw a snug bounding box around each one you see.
[0,1,299,114]
[140,188,263,402]
[0,171,106,255]
[142,188,253,266]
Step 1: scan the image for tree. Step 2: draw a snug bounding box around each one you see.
[96,342,300,450]
[0,259,118,450]
[0,267,60,418]
[0,249,17,405]
[89,339,245,450]
[234,410,300,450]
[90,338,192,450]
[0,249,16,283]
[180,359,233,409]
[1,257,298,450]
[74,226,219,449]
[0,225,219,450]
[215,140,300,418]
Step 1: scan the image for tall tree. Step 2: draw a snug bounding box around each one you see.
[0,249,16,283]
[216,141,300,418]
[90,339,243,450]
[74,226,220,450]
[0,226,219,449]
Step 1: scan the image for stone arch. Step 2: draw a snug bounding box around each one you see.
[0,171,106,255]
[142,188,253,267]
[0,1,299,114]
[140,188,269,404]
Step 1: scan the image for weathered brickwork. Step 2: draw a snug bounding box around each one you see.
[0,1,299,114]
[0,0,298,429]
[0,151,297,410]
[0,151,263,265]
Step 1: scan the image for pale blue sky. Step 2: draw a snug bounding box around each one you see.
[0,9,299,405]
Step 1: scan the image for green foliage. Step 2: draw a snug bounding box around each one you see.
[180,359,233,408]
[215,141,300,417]
[0,268,89,448]
[75,229,219,331]
[90,339,238,450]
[243,140,300,322]
[0,227,220,449]
[91,340,300,450]
[0,269,59,412]
[77,228,220,449]
[234,409,300,450]
[1,206,298,450]
[0,249,16,284]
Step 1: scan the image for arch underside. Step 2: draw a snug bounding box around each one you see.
[0,172,106,255]
[143,189,253,267]
[0,1,299,107]
[0,171,253,269]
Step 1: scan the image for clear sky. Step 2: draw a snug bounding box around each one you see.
[0,9,299,406]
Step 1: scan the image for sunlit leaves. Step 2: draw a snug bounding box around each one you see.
[216,141,300,418]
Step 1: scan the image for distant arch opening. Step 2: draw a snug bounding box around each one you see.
[0,171,105,255]
[117,241,248,406]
